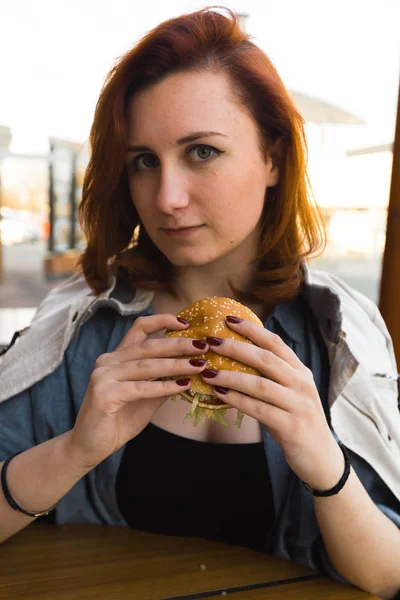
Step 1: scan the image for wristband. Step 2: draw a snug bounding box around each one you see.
[1,451,57,517]
[302,443,351,497]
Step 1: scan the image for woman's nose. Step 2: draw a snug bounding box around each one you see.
[156,167,190,213]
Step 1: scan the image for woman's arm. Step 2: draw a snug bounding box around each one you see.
[314,462,400,599]
[202,318,400,598]
[0,432,90,543]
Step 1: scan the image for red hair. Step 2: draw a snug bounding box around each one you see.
[77,6,326,309]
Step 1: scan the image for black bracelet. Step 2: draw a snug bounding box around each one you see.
[1,452,57,517]
[302,443,352,497]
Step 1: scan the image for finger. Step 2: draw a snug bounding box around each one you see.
[114,357,208,382]
[116,377,193,401]
[224,318,304,369]
[201,370,292,411]
[115,337,209,365]
[206,336,294,386]
[116,314,190,351]
[212,386,291,431]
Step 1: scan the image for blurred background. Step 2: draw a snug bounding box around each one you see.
[0,0,399,346]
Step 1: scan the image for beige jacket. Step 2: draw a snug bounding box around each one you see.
[1,265,399,500]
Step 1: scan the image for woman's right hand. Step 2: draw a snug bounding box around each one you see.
[68,314,208,471]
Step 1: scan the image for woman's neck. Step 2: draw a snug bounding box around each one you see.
[152,261,267,322]
[173,260,253,304]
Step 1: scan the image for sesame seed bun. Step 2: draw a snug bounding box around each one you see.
[165,297,263,412]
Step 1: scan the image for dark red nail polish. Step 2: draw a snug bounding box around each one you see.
[189,359,207,367]
[202,369,218,378]
[206,337,224,346]
[226,316,243,324]
[214,385,229,394]
[177,317,190,325]
[176,378,191,386]
[192,340,208,349]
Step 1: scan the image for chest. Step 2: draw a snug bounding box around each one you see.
[151,396,263,443]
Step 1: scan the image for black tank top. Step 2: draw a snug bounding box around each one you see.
[116,422,274,552]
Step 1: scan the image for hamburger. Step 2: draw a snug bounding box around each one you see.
[164,297,263,428]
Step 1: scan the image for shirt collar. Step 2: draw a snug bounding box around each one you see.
[266,294,304,345]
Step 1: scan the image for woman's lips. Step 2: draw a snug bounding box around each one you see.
[162,225,204,237]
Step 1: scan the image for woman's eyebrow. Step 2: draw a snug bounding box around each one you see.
[127,131,226,153]
[176,131,227,145]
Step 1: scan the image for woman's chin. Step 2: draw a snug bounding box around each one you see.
[164,253,216,268]
[159,246,218,268]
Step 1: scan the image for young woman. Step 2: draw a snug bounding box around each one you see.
[1,8,399,598]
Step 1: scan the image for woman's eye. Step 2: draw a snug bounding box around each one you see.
[188,145,220,162]
[130,145,221,172]
[132,153,159,171]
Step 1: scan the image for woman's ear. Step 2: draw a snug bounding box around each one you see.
[266,145,281,187]
[267,158,280,186]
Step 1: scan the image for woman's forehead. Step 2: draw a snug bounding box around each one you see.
[126,71,254,144]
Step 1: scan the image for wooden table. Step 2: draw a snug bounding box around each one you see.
[0,523,379,599]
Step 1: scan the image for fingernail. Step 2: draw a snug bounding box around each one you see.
[189,359,207,367]
[177,317,190,325]
[214,385,229,394]
[192,340,208,349]
[226,316,243,324]
[205,337,224,346]
[176,378,191,386]
[202,368,218,378]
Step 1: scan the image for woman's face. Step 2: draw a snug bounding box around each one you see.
[126,70,279,269]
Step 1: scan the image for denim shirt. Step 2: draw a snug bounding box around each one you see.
[1,285,399,586]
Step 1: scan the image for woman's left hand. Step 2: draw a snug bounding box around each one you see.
[201,317,345,491]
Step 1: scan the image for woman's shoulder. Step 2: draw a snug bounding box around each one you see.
[306,266,377,316]
[0,273,92,401]
[304,265,397,376]
[0,269,152,404]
